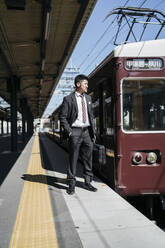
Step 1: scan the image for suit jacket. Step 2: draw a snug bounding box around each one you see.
[60,92,95,139]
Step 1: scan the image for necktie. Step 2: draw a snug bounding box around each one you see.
[81,95,86,123]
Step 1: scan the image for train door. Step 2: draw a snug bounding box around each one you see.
[100,81,115,148]
[91,79,116,187]
[102,80,116,188]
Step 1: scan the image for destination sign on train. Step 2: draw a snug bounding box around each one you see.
[126,58,163,70]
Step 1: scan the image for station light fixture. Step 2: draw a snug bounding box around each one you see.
[44,11,51,40]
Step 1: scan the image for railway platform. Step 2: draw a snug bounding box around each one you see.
[1,133,165,248]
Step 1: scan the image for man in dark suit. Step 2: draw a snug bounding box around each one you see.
[60,74,97,195]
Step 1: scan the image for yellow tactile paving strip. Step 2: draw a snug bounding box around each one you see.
[9,134,58,248]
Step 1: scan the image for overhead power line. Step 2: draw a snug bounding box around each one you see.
[78,0,131,69]
[82,0,150,74]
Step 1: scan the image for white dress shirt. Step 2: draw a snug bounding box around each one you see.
[72,92,90,127]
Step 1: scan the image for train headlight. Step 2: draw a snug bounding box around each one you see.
[147,152,157,164]
[132,152,143,164]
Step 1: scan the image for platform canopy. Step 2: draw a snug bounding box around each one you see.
[0,0,96,118]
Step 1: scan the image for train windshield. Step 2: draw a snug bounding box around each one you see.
[122,79,165,131]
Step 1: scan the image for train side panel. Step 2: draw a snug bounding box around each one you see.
[115,56,165,196]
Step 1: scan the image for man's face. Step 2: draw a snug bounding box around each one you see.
[77,79,88,93]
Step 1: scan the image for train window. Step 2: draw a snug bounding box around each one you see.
[122,79,165,131]
[92,88,100,135]
[103,90,114,135]
[93,116,100,135]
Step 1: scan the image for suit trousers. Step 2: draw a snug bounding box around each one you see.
[68,127,93,185]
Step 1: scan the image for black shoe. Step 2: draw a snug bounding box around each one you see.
[84,183,97,192]
[67,185,75,195]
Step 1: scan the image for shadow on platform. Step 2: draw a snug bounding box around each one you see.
[21,174,87,191]
[0,135,30,186]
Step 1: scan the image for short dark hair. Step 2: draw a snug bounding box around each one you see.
[74,74,89,87]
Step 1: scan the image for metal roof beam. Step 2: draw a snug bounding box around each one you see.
[0,19,18,75]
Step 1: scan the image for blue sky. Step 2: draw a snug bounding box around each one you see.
[43,0,165,117]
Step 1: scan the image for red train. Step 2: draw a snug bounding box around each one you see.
[50,39,165,213]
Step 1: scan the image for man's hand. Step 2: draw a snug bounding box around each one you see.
[93,135,96,142]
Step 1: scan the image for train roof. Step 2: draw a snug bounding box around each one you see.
[88,39,165,91]
[114,39,165,57]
